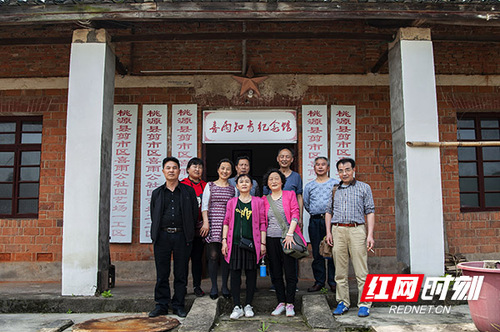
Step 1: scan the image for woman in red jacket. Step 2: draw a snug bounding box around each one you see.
[221,174,267,319]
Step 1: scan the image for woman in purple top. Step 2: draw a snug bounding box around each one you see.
[201,158,235,299]
[222,174,267,319]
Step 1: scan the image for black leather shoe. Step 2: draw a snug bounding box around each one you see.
[307,284,323,292]
[329,284,337,292]
[222,292,231,299]
[149,306,168,317]
[210,293,219,300]
[173,308,187,318]
[194,287,205,297]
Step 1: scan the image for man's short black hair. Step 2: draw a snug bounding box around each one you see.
[336,158,355,170]
[236,155,250,166]
[186,157,203,171]
[163,157,180,169]
[263,168,286,190]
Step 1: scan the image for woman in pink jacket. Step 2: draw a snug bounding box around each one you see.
[262,168,306,317]
[221,174,267,320]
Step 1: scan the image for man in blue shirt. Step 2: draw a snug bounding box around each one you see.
[303,156,338,293]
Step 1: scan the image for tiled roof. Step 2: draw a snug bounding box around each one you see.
[1,0,499,5]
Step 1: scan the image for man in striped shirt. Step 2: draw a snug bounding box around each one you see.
[325,158,375,318]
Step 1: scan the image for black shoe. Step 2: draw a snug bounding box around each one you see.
[194,287,205,297]
[149,306,168,317]
[210,293,219,300]
[222,292,231,299]
[307,284,323,292]
[173,308,187,318]
[329,284,337,292]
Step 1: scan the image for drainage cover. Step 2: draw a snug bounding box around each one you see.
[72,315,180,331]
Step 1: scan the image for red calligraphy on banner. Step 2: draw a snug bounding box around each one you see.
[141,98,165,247]
[304,108,326,183]
[333,109,354,158]
[173,107,197,179]
[209,119,294,134]
[111,108,137,241]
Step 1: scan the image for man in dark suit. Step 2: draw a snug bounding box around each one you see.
[149,157,199,318]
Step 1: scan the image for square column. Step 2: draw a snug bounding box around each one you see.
[62,29,115,296]
[388,28,444,276]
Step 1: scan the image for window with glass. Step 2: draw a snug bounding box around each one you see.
[0,117,42,218]
[457,113,500,212]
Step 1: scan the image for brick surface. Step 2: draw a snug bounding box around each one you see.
[0,22,498,267]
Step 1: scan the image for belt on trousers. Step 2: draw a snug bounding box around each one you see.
[332,223,360,227]
[160,227,183,233]
[310,214,325,219]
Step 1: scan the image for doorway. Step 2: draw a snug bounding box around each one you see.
[204,144,297,186]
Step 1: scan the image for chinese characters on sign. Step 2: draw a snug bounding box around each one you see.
[140,105,168,243]
[301,105,328,242]
[172,104,197,179]
[331,105,356,181]
[110,105,138,243]
[203,110,297,143]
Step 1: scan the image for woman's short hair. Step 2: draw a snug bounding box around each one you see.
[236,173,253,185]
[186,157,203,171]
[263,168,286,190]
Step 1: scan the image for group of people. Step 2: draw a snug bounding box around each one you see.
[148,148,375,320]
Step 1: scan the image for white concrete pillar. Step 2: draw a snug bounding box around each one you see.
[62,29,115,296]
[388,28,444,276]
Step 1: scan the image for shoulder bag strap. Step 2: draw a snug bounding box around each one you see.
[330,183,339,215]
[266,195,289,238]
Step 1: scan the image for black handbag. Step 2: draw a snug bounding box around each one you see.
[237,200,255,252]
[266,195,309,260]
[239,237,255,251]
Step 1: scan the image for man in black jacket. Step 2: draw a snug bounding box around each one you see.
[149,157,199,318]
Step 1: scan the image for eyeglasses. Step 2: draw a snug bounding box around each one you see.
[338,168,353,174]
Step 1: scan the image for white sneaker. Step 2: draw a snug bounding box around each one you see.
[230,305,244,319]
[244,304,254,317]
[286,304,295,317]
[271,302,286,316]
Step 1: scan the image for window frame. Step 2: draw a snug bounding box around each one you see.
[0,116,42,218]
[457,112,500,213]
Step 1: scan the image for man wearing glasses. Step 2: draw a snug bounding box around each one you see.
[325,158,375,318]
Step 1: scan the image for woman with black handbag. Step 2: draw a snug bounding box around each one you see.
[262,169,307,317]
[221,174,267,319]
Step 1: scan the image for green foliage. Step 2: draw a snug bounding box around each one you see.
[66,309,73,314]
[320,287,329,294]
[258,321,270,332]
[101,290,113,298]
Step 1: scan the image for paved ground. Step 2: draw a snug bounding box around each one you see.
[0,279,478,331]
